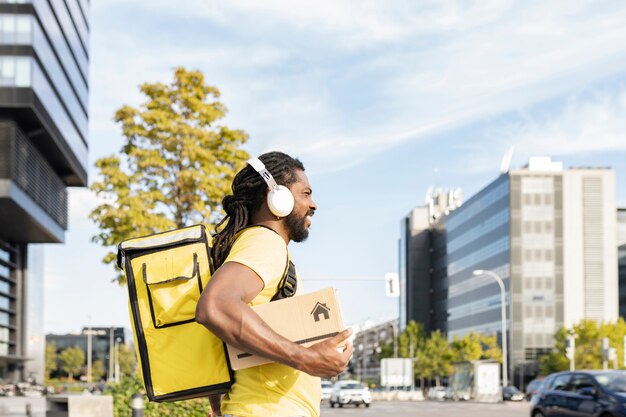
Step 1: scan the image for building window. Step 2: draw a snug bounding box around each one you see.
[0,295,9,311]
[524,222,532,233]
[524,194,532,205]
[0,311,9,326]
[0,56,31,87]
[0,14,32,44]
[544,194,553,205]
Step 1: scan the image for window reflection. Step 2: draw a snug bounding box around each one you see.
[0,312,9,326]
[0,265,10,279]
[0,56,32,87]
[0,14,32,44]
[0,296,9,311]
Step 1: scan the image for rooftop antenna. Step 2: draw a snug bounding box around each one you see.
[500,146,515,174]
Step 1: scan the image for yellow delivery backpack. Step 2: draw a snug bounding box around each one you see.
[117,224,297,402]
[117,224,232,402]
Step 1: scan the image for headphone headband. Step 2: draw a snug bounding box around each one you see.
[247,156,295,218]
[247,157,279,191]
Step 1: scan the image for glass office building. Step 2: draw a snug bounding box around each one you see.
[0,0,89,382]
[446,175,511,341]
[47,327,130,381]
[619,208,626,319]
[400,158,618,378]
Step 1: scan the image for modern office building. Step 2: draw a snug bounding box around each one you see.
[47,327,130,381]
[399,188,462,331]
[400,157,618,376]
[618,208,626,319]
[0,0,89,382]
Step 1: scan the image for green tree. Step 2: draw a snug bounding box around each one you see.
[118,344,137,376]
[107,374,209,417]
[90,67,250,283]
[478,333,502,362]
[45,342,58,381]
[92,359,106,382]
[539,318,626,375]
[424,330,453,386]
[449,332,483,363]
[59,346,85,380]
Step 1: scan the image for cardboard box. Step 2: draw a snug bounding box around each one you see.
[227,287,344,370]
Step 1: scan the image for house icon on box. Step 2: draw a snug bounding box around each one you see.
[310,302,331,322]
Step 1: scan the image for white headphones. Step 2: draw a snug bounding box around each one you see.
[247,157,294,218]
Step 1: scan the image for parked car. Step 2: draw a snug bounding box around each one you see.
[329,380,372,408]
[427,386,448,401]
[321,380,333,402]
[530,370,626,417]
[503,385,525,401]
[525,378,544,401]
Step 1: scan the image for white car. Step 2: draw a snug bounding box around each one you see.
[427,386,447,401]
[329,380,371,408]
[321,380,333,402]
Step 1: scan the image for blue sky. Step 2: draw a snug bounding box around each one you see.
[43,0,626,333]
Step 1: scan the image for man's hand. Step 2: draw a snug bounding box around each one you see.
[300,328,354,378]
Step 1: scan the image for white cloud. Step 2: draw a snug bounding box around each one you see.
[89,0,626,175]
[66,188,106,230]
[506,87,626,156]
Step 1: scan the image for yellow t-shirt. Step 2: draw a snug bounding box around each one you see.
[220,226,321,417]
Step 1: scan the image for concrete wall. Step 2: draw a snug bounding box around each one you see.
[562,170,618,326]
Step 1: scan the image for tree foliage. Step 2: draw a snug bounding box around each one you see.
[45,342,57,381]
[378,322,504,388]
[59,346,84,380]
[540,318,626,375]
[92,359,106,382]
[118,344,137,376]
[90,67,250,283]
[107,375,210,417]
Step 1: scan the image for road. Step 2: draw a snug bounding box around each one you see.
[321,400,531,417]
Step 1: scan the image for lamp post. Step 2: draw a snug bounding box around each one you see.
[86,325,92,384]
[115,337,122,383]
[472,269,508,390]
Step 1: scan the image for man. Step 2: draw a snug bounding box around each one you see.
[196,151,353,417]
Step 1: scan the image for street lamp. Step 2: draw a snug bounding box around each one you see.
[472,269,508,390]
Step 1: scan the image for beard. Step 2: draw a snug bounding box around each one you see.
[285,210,312,242]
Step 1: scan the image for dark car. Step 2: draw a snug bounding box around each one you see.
[526,379,544,401]
[530,370,626,417]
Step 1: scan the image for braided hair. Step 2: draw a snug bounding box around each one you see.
[212,151,305,269]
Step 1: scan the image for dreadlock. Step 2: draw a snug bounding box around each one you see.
[212,151,305,269]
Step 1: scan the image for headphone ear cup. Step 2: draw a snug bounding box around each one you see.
[267,185,294,217]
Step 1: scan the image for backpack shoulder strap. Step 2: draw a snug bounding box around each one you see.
[271,257,297,301]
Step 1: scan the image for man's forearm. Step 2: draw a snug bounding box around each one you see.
[197,297,308,370]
